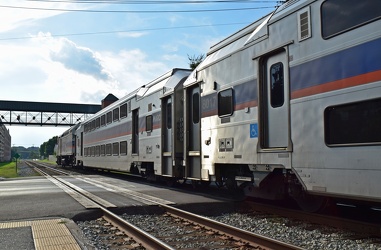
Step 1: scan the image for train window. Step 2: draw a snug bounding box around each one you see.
[101,144,105,156]
[106,111,112,124]
[96,117,100,129]
[120,103,128,119]
[113,108,119,122]
[218,88,234,117]
[321,0,381,39]
[91,146,95,156]
[106,144,112,155]
[270,62,284,108]
[101,115,106,126]
[91,120,96,131]
[146,115,153,132]
[96,145,100,156]
[325,98,381,146]
[120,141,127,155]
[192,93,200,124]
[113,142,119,155]
[167,102,172,129]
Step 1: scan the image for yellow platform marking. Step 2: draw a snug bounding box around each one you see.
[0,219,81,250]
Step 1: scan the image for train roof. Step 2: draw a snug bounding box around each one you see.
[59,122,81,137]
[84,68,191,123]
[184,0,306,87]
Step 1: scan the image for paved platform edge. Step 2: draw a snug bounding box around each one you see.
[0,217,90,250]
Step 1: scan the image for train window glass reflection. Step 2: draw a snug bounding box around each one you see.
[96,145,100,156]
[270,62,284,108]
[192,93,200,124]
[120,141,127,155]
[167,102,172,129]
[106,112,112,124]
[113,108,119,121]
[218,88,234,117]
[325,98,381,146]
[321,0,381,39]
[120,103,128,119]
[96,117,100,129]
[101,115,106,126]
[106,143,112,155]
[113,142,119,155]
[101,144,105,156]
[146,115,153,132]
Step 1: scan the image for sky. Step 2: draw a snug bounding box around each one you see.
[0,0,277,148]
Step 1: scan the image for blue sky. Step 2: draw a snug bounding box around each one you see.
[0,0,276,148]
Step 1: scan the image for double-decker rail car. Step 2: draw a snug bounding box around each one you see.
[56,123,80,166]
[74,69,191,179]
[57,0,381,211]
[183,0,381,210]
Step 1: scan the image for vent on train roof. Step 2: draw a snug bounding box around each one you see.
[298,6,311,41]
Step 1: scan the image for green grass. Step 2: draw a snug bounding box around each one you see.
[40,159,57,165]
[0,162,18,178]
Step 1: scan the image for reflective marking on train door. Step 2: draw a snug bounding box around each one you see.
[187,85,201,178]
[162,97,172,175]
[132,109,139,154]
[262,50,290,149]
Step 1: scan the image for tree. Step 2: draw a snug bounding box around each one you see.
[188,54,205,70]
[39,136,57,158]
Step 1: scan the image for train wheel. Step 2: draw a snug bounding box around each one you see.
[294,193,330,212]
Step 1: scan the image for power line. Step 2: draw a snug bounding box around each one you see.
[0,4,274,13]
[24,0,277,4]
[0,21,254,41]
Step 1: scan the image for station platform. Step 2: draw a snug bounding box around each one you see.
[0,218,84,250]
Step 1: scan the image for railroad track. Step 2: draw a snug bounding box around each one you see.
[26,161,302,250]
[245,201,381,237]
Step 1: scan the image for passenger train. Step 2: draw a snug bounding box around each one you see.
[57,0,381,211]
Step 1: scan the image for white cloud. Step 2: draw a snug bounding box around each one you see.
[0,1,80,32]
[49,37,112,81]
[117,31,148,38]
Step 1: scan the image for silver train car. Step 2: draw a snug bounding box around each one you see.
[74,68,192,182]
[58,0,381,211]
[56,123,80,166]
[183,0,381,210]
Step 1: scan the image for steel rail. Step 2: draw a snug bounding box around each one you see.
[160,204,304,250]
[100,207,175,250]
[27,161,175,250]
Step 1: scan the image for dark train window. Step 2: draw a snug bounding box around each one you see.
[120,141,127,155]
[96,145,100,156]
[325,98,381,146]
[120,103,128,119]
[218,88,234,117]
[113,108,119,121]
[146,115,153,132]
[113,142,119,155]
[96,117,100,129]
[100,144,105,156]
[91,146,95,156]
[106,111,112,124]
[167,102,172,129]
[106,143,112,155]
[101,115,106,126]
[192,93,200,124]
[321,0,381,39]
[270,62,284,108]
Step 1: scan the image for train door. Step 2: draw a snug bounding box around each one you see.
[132,109,139,155]
[162,97,172,175]
[185,85,201,179]
[259,49,291,150]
